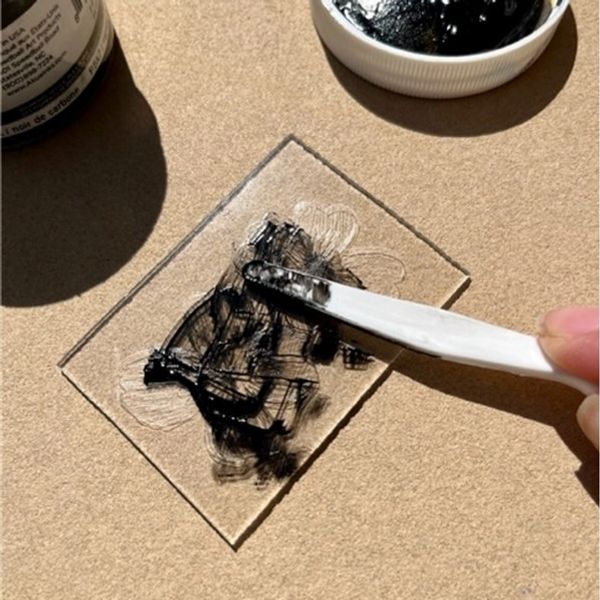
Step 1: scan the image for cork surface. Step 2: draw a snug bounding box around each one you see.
[2,1,598,598]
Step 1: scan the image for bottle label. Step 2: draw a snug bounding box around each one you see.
[1,0,113,139]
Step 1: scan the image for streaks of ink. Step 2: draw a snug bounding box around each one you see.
[119,349,199,431]
[135,213,375,485]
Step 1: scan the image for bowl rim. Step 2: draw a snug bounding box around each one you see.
[317,0,570,64]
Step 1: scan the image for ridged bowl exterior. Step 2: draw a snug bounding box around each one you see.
[312,0,569,99]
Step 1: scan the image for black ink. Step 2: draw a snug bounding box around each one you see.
[334,0,544,56]
[341,344,373,370]
[144,216,369,485]
[242,260,332,307]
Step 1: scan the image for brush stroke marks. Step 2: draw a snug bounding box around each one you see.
[141,214,366,484]
[120,205,405,485]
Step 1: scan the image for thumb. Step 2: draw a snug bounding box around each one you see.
[538,306,599,450]
[538,306,599,383]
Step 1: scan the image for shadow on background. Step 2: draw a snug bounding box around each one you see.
[338,324,598,505]
[324,7,578,137]
[396,353,599,504]
[2,40,166,307]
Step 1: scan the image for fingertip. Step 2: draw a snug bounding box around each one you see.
[539,331,599,383]
[576,394,599,450]
[539,306,599,337]
[538,306,599,383]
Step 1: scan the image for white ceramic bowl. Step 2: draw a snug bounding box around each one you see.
[311,0,570,98]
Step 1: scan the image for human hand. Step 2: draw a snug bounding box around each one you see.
[538,306,599,449]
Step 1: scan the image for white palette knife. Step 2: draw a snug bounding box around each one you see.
[242,261,598,396]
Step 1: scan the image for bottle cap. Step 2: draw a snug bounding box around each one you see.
[311,0,570,99]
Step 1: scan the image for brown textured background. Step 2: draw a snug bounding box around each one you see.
[2,1,598,598]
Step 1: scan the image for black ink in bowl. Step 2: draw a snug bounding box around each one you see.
[333,0,545,55]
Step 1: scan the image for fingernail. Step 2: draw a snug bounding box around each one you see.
[576,394,599,450]
[538,306,599,338]
[538,307,600,381]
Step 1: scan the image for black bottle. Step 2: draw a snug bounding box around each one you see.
[1,0,115,148]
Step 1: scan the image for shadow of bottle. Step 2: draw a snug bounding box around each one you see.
[2,39,166,306]
[322,7,578,137]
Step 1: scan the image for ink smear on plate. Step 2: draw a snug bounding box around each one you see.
[61,137,469,547]
[127,214,373,485]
